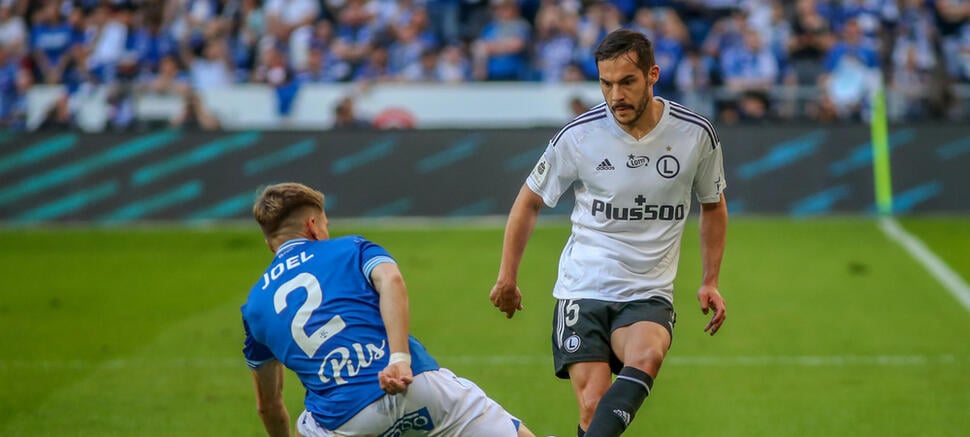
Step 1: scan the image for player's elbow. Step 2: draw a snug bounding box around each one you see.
[256,398,286,419]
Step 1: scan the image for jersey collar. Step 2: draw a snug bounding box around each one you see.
[276,238,310,257]
[605,96,669,144]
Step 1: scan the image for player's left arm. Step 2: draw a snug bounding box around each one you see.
[693,131,728,336]
[371,262,415,394]
[698,194,727,336]
[250,360,292,437]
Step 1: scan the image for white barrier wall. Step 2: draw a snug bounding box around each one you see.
[27,83,606,131]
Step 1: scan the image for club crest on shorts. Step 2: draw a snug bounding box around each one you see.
[564,334,582,353]
[379,407,434,436]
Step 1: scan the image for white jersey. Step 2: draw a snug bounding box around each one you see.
[527,97,726,304]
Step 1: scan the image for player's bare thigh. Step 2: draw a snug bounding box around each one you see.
[610,321,672,376]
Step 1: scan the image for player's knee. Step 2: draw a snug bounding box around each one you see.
[579,391,601,416]
[625,346,665,374]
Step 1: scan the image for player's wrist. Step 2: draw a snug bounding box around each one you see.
[389,352,411,366]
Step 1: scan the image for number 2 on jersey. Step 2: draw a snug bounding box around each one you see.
[274,272,346,357]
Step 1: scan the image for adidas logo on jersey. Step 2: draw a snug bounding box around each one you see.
[596,158,615,171]
[612,409,632,427]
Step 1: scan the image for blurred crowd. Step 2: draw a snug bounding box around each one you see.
[1,0,969,129]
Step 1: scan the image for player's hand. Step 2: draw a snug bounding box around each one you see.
[489,280,524,319]
[378,361,414,395]
[697,284,726,336]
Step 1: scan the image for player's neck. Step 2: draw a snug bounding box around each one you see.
[621,98,663,140]
[269,234,311,253]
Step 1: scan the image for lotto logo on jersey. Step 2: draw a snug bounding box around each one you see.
[591,196,686,221]
[379,407,435,436]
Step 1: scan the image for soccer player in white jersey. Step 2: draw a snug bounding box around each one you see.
[490,29,728,436]
[244,183,536,437]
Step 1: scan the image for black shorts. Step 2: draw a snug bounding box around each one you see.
[551,297,676,379]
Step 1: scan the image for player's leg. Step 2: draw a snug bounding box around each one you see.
[410,368,532,436]
[517,423,536,437]
[566,361,612,435]
[584,298,674,436]
[551,299,615,436]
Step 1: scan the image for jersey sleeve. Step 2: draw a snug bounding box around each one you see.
[242,318,275,370]
[357,237,397,287]
[526,138,578,208]
[693,135,726,204]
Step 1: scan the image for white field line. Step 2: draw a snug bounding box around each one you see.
[879,217,970,312]
[1,354,965,370]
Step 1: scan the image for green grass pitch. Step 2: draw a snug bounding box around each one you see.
[1,218,968,436]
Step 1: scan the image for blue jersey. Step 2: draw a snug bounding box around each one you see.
[242,236,439,430]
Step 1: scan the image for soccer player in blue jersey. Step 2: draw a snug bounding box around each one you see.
[491,29,728,436]
[243,183,535,437]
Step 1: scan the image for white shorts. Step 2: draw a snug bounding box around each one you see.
[296,368,521,437]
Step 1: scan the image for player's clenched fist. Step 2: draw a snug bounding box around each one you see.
[490,281,523,319]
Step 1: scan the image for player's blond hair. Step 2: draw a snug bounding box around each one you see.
[252,183,324,240]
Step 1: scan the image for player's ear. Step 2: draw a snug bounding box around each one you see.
[648,64,660,85]
[304,215,319,240]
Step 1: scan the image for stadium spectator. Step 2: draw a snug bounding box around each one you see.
[30,1,79,85]
[386,22,426,77]
[0,42,21,124]
[759,1,791,70]
[252,44,300,116]
[352,45,392,83]
[651,9,688,95]
[567,94,589,117]
[131,12,177,77]
[720,27,779,93]
[817,18,879,121]
[332,95,370,129]
[472,0,531,81]
[182,37,235,89]
[560,61,587,82]
[788,0,835,85]
[436,43,470,83]
[84,3,135,84]
[834,0,898,50]
[889,44,932,121]
[425,0,460,45]
[0,1,26,55]
[628,7,656,40]
[399,47,438,82]
[700,8,746,78]
[574,0,623,79]
[137,54,190,96]
[530,2,578,82]
[263,0,319,69]
[675,46,716,118]
[170,90,220,130]
[934,0,970,82]
[331,0,377,67]
[296,43,349,83]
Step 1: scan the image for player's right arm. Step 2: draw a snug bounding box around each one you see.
[490,184,544,318]
[371,262,415,394]
[250,360,292,437]
[492,132,578,318]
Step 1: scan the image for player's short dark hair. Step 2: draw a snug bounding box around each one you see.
[594,29,655,75]
[253,183,324,238]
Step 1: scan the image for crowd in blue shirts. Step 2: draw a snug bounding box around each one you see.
[1,0,968,129]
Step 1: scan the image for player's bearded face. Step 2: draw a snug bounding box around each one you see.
[598,54,652,126]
